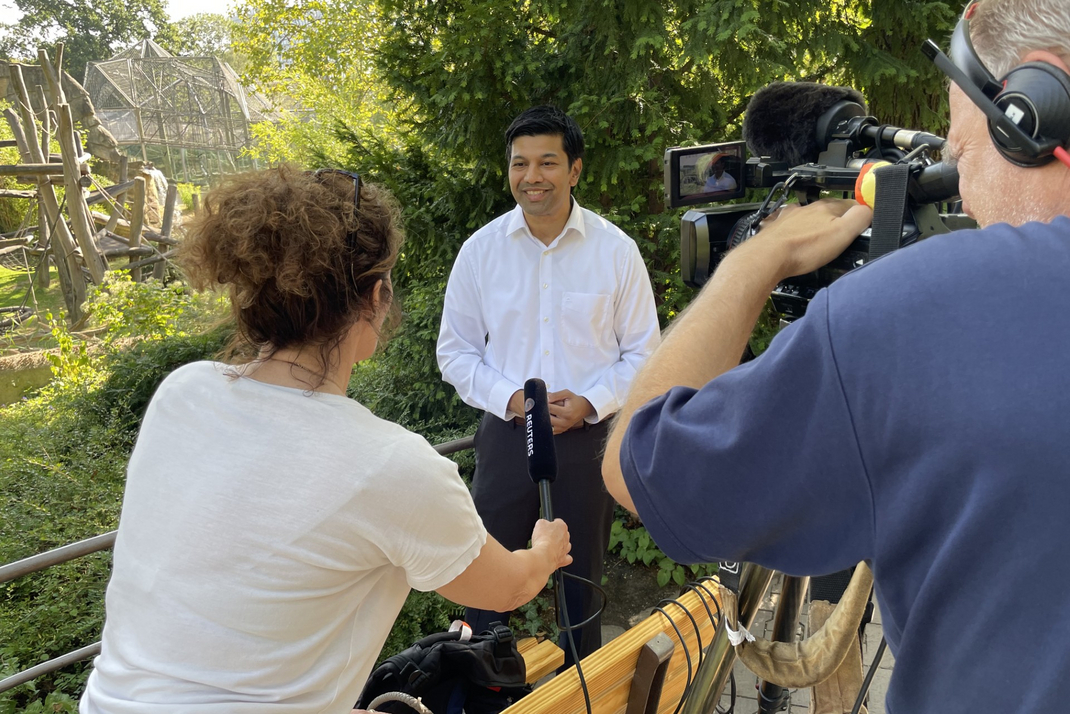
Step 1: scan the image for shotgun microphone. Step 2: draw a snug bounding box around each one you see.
[524,378,557,521]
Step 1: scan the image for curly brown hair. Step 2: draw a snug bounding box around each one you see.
[180,164,404,369]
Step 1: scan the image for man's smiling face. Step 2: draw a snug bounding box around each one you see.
[508,134,582,223]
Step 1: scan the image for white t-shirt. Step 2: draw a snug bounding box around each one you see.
[80,362,487,714]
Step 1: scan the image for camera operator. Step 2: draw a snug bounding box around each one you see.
[602,1,1070,711]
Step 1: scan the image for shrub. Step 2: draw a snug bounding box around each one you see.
[609,512,717,589]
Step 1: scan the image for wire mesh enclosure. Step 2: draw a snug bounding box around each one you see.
[85,40,271,182]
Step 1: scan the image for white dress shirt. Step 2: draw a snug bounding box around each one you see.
[437,202,661,423]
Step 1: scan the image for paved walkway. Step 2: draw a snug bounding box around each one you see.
[601,573,894,714]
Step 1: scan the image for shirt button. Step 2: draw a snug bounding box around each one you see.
[543,283,548,289]
[544,350,550,355]
[543,317,549,322]
[543,250,549,256]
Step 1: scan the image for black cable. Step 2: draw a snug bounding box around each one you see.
[652,605,694,714]
[556,571,607,631]
[690,579,724,623]
[715,670,736,714]
[553,568,609,714]
[850,636,886,714]
[657,597,704,668]
[664,598,703,714]
[681,582,720,630]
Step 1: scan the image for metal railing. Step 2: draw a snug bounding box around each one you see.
[0,434,475,695]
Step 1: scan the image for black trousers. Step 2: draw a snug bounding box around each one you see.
[465,412,615,666]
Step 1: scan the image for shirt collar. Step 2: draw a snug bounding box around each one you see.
[506,199,587,246]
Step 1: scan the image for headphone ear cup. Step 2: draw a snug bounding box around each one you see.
[990,62,1070,166]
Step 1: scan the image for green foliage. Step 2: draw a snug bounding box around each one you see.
[0,394,127,711]
[44,311,96,391]
[1,690,78,714]
[233,0,396,165]
[609,519,716,588]
[86,273,209,343]
[378,590,465,663]
[174,183,200,212]
[157,13,246,72]
[511,591,559,640]
[0,0,172,81]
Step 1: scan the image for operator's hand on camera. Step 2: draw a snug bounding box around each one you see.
[547,390,593,434]
[748,199,873,280]
[531,518,573,570]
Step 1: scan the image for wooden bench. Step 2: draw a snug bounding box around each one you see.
[517,636,566,683]
[509,587,721,714]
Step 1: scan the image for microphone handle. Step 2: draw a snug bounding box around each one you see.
[537,478,560,594]
[538,479,554,522]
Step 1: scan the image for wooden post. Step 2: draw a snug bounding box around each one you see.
[32,90,52,290]
[35,85,50,159]
[191,192,200,213]
[58,104,106,283]
[105,156,129,234]
[41,46,106,283]
[9,67,43,161]
[37,48,67,106]
[5,68,85,322]
[36,198,51,289]
[154,181,177,280]
[127,177,146,281]
[20,89,51,290]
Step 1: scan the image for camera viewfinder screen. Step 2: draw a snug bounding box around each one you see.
[665,141,747,208]
[681,143,745,198]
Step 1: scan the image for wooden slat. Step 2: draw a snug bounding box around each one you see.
[85,179,135,207]
[504,587,721,714]
[518,637,565,684]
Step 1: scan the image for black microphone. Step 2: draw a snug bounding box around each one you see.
[524,378,557,521]
[742,81,947,166]
[742,82,867,165]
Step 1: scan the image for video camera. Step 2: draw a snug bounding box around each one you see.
[665,83,972,320]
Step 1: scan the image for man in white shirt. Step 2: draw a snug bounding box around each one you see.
[437,105,661,662]
[702,153,738,193]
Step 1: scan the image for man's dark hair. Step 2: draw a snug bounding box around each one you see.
[505,106,585,167]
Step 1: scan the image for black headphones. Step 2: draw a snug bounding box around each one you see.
[922,1,1070,167]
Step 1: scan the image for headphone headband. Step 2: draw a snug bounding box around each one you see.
[923,1,1069,166]
[948,2,1003,98]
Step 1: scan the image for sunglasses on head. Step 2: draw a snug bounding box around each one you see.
[308,168,361,211]
[308,168,362,245]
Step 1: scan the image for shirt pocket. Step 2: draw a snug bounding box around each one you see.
[560,292,613,348]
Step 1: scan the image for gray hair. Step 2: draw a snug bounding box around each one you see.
[971,0,1070,78]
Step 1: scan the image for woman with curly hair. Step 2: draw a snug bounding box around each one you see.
[79,166,571,714]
